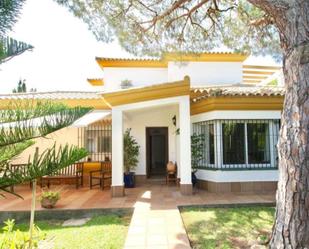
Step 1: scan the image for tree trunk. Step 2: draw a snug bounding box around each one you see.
[270,42,309,249]
[248,1,309,248]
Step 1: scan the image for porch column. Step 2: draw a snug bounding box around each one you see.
[179,96,192,195]
[111,108,125,197]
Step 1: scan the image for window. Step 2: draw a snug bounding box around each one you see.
[247,123,270,164]
[222,123,245,164]
[98,136,111,153]
[78,124,112,161]
[209,124,215,164]
[192,119,279,170]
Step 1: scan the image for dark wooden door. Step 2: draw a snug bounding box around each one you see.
[146,127,168,178]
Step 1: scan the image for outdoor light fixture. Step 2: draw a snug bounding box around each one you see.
[172,115,176,126]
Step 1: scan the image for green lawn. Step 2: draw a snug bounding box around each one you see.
[180,206,275,249]
[2,214,131,249]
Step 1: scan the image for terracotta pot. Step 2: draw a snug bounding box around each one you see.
[41,198,58,209]
[167,161,176,172]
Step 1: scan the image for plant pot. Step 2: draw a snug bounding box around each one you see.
[41,198,58,209]
[124,172,135,188]
[191,172,197,187]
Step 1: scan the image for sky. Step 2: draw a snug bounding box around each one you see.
[0,0,280,94]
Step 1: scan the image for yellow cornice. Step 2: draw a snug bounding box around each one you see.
[96,53,249,69]
[87,78,104,86]
[164,52,248,62]
[96,58,168,69]
[0,99,110,110]
[190,96,284,115]
[102,76,190,106]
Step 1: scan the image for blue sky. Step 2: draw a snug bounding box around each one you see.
[0,0,279,94]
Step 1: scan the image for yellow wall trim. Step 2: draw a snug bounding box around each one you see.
[102,77,190,106]
[87,78,104,86]
[96,58,168,68]
[0,99,110,110]
[191,96,284,115]
[164,52,248,62]
[96,53,249,69]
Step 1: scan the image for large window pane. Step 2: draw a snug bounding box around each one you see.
[222,123,245,164]
[247,123,270,164]
[209,124,215,164]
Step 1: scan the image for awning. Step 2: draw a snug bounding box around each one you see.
[71,110,111,127]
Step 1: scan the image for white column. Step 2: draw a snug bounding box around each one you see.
[111,108,124,197]
[179,96,192,195]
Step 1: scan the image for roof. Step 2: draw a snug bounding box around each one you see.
[0,91,102,100]
[191,85,285,102]
[242,65,281,85]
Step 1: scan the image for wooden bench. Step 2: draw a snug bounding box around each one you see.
[41,162,84,189]
[89,161,112,190]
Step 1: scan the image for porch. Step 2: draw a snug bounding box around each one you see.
[0,183,275,212]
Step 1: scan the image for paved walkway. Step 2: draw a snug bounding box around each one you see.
[0,183,276,249]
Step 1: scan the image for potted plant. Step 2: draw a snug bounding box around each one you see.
[191,133,205,186]
[40,190,60,209]
[123,128,140,188]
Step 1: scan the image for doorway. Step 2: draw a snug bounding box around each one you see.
[146,127,168,178]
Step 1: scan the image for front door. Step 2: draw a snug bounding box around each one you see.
[146,127,168,178]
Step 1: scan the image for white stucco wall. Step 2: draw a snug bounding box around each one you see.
[196,169,278,182]
[168,61,243,85]
[103,67,168,91]
[123,105,179,175]
[11,127,80,164]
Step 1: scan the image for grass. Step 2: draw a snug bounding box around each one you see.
[1,214,131,249]
[180,206,275,249]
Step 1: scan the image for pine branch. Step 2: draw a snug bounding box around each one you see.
[0,103,91,147]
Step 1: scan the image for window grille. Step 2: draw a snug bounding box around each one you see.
[192,119,280,170]
[78,122,112,162]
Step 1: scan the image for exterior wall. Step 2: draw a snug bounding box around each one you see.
[168,62,243,85]
[11,127,79,164]
[103,67,168,91]
[123,105,179,176]
[196,169,278,182]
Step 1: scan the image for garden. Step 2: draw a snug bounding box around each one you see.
[0,212,131,249]
[181,205,275,249]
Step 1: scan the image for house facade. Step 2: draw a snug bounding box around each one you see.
[0,52,284,197]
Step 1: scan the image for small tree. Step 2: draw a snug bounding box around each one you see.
[123,128,139,174]
[0,100,90,247]
[12,79,26,93]
[191,133,205,172]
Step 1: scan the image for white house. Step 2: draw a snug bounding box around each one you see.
[0,52,284,197]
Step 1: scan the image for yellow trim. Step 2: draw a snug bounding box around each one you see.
[243,65,281,70]
[96,53,249,69]
[102,77,190,106]
[96,58,167,68]
[87,78,104,86]
[0,98,110,110]
[164,52,248,62]
[243,70,274,75]
[190,96,284,115]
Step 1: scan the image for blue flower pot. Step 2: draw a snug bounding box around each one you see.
[124,172,135,188]
[192,172,197,186]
